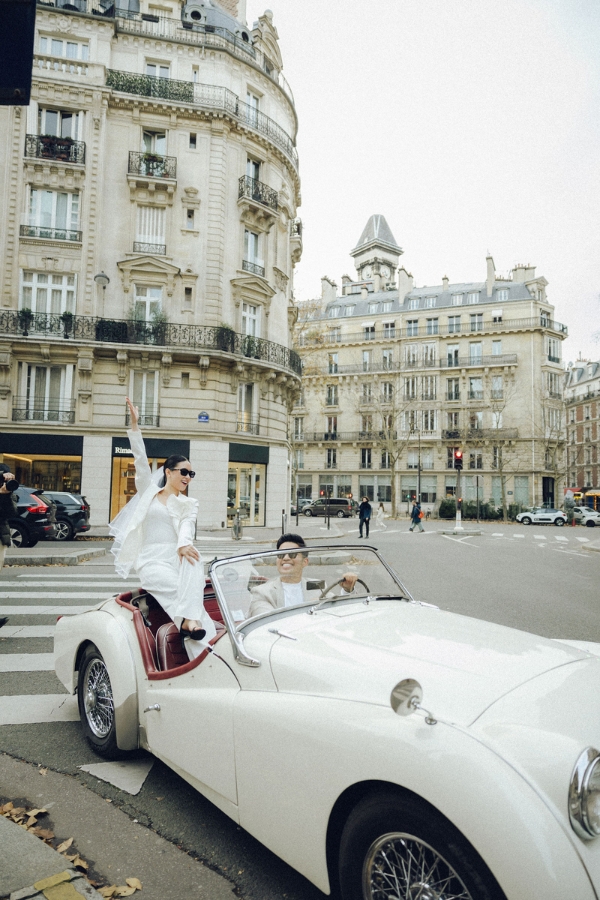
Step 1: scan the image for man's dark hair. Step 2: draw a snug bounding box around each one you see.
[276,533,306,550]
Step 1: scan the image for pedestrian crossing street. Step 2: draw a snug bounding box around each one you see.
[0,571,140,727]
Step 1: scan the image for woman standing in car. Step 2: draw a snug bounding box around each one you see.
[109,399,215,658]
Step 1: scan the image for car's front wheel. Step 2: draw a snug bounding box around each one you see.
[338,790,507,900]
[336,510,346,518]
[520,516,532,525]
[77,644,120,759]
[554,518,565,526]
[586,520,596,527]
[304,509,313,517]
[54,519,74,541]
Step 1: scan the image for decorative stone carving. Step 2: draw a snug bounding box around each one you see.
[273,267,289,293]
[161,353,172,387]
[199,356,210,388]
[77,350,93,402]
[116,350,128,384]
[0,348,12,399]
[117,256,181,297]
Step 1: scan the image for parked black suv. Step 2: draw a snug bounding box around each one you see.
[8,487,57,548]
[42,491,91,541]
[303,498,356,518]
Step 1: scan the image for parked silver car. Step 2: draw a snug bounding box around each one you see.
[573,506,600,527]
[515,507,567,526]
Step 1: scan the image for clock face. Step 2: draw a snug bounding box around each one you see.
[363,266,372,279]
[380,266,390,278]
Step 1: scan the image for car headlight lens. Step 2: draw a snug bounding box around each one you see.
[569,748,600,839]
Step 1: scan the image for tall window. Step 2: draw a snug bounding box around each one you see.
[406,344,418,367]
[326,447,337,469]
[130,370,159,425]
[422,448,434,469]
[547,338,560,362]
[242,302,259,336]
[39,36,89,60]
[404,377,417,400]
[246,157,260,180]
[293,417,304,438]
[469,342,482,363]
[362,382,372,404]
[294,449,304,470]
[406,319,419,337]
[407,450,419,470]
[237,382,257,433]
[491,411,503,429]
[136,206,166,252]
[447,447,460,468]
[380,450,390,469]
[469,377,483,400]
[382,349,393,370]
[426,317,438,335]
[246,91,260,126]
[447,344,459,367]
[491,375,503,399]
[469,411,483,431]
[470,313,483,332]
[364,325,375,340]
[326,384,338,406]
[244,229,261,265]
[134,285,162,322]
[423,344,436,366]
[360,448,372,469]
[328,353,338,374]
[16,363,74,422]
[38,108,80,139]
[362,350,373,371]
[448,315,461,333]
[326,415,338,435]
[492,446,502,469]
[422,375,436,400]
[361,415,373,434]
[382,382,393,402]
[383,321,395,338]
[28,189,79,235]
[492,339,502,356]
[20,271,75,315]
[328,326,341,342]
[447,411,459,429]
[142,130,166,154]
[422,409,436,432]
[447,378,460,400]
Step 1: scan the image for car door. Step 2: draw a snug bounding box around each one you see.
[537,508,552,523]
[141,648,241,807]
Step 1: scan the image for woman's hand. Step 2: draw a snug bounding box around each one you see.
[178,544,200,565]
[126,397,139,430]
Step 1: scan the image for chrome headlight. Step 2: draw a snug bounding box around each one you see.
[569,747,600,839]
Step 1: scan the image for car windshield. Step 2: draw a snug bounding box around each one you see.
[210,545,409,630]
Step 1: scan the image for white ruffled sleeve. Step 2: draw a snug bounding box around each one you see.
[127,429,153,496]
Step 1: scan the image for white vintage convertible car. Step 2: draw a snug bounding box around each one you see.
[54,545,600,900]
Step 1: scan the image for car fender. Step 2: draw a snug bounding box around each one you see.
[233,692,596,899]
[55,608,140,751]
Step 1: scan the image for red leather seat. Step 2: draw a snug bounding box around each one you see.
[156,622,227,671]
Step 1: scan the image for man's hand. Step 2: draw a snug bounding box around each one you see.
[178,544,200,565]
[0,473,15,495]
[340,572,358,593]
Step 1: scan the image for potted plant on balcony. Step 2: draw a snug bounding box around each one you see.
[216,323,236,353]
[60,310,74,338]
[142,153,163,177]
[150,310,168,345]
[242,334,260,359]
[17,307,34,336]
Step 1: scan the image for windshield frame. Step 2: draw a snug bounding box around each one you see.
[208,544,413,668]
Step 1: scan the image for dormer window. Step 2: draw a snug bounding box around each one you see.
[382,301,392,313]
[424,297,436,308]
[452,294,463,306]
[368,302,379,314]
[408,298,419,309]
[497,289,509,302]
[344,304,355,316]
[328,306,340,318]
[467,292,479,304]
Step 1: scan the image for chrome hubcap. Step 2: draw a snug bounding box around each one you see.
[83,658,114,738]
[55,522,69,539]
[363,832,473,900]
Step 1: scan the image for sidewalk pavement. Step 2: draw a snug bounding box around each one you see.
[0,754,235,900]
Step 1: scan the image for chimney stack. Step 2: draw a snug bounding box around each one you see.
[397,267,414,300]
[486,255,495,297]
[321,277,337,305]
[442,275,449,292]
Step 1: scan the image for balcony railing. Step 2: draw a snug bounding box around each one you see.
[24,133,85,164]
[304,316,568,344]
[548,354,561,363]
[133,241,166,255]
[238,175,278,212]
[304,431,400,443]
[236,417,260,435]
[442,428,519,440]
[20,225,82,242]
[242,259,265,277]
[446,392,461,401]
[468,390,484,400]
[106,70,298,168]
[0,311,302,376]
[12,397,75,424]
[128,151,176,179]
[441,354,517,369]
[126,410,160,427]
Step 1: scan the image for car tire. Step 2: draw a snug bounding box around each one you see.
[521,516,532,525]
[54,519,74,541]
[586,520,596,527]
[9,523,30,548]
[304,509,313,517]
[336,510,346,518]
[338,789,507,900]
[554,518,565,526]
[77,644,121,759]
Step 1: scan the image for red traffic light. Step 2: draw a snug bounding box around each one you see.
[320,490,325,496]
[454,450,462,459]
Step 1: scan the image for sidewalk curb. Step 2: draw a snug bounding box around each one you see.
[583,540,600,553]
[4,548,107,568]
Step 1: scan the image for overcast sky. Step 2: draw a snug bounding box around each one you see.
[246,0,600,363]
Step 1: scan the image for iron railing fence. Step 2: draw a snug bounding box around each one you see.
[12,397,76,424]
[238,175,278,211]
[24,133,86,164]
[126,410,160,427]
[0,312,302,376]
[236,417,260,435]
[20,225,82,242]
[128,151,177,179]
[132,241,166,255]
[442,428,519,441]
[242,260,265,277]
[302,317,568,344]
[106,70,298,167]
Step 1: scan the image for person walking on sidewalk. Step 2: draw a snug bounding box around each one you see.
[359,496,372,538]
[376,502,387,529]
[409,499,424,532]
[0,465,17,571]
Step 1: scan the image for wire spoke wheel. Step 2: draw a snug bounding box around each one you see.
[83,657,114,738]
[363,832,473,900]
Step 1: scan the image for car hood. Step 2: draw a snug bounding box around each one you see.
[265,600,589,727]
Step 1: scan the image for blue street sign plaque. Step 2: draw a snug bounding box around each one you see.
[198,411,209,423]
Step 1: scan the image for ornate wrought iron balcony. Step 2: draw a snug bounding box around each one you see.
[12,397,75,424]
[133,241,166,255]
[25,133,85,165]
[238,175,278,211]
[0,311,302,377]
[128,151,176,179]
[106,71,298,168]
[242,260,265,277]
[126,410,160,427]
[442,428,519,440]
[20,225,82,242]
[304,318,568,344]
[236,416,260,435]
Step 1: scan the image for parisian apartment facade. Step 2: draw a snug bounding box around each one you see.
[0,0,302,529]
[564,361,600,506]
[292,215,567,514]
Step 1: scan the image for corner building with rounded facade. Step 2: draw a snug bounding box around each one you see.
[0,0,302,528]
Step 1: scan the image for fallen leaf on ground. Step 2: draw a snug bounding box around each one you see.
[73,856,89,870]
[98,886,118,898]
[1,802,14,813]
[38,768,48,776]
[28,808,47,817]
[31,827,54,841]
[115,888,136,897]
[126,878,142,890]
[56,837,74,853]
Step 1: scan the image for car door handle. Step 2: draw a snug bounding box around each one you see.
[143,704,161,713]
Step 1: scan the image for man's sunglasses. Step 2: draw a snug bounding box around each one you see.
[173,468,196,478]
[277,551,307,560]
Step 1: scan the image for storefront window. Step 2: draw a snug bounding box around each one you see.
[110,455,166,520]
[2,454,81,491]
[227,462,265,526]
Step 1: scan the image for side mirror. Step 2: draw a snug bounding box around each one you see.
[390,678,423,716]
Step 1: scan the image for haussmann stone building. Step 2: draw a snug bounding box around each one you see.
[292,215,567,515]
[0,0,302,531]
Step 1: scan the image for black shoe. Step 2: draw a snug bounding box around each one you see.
[0,616,7,629]
[181,625,206,641]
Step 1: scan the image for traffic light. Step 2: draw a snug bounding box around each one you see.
[320,490,325,497]
[454,449,463,470]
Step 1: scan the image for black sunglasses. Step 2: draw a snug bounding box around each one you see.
[172,467,196,478]
[277,550,306,560]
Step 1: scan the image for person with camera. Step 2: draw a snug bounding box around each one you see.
[0,464,18,571]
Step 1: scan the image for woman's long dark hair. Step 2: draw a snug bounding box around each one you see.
[159,454,189,487]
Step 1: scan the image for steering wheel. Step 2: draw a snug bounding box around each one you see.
[318,577,370,600]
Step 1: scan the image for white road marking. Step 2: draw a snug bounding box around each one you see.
[1,625,56,638]
[0,654,54,672]
[79,760,154,795]
[0,605,95,615]
[492,533,504,537]
[534,536,547,540]
[0,693,78,725]
[16,573,134,579]
[555,536,569,543]
[0,592,110,600]
[576,537,590,543]
[513,534,525,538]
[0,582,127,589]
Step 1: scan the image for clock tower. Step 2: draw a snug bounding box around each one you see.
[350,214,402,286]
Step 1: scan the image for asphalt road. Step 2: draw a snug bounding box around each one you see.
[0,527,598,899]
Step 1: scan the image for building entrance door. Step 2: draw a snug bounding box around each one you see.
[542,476,555,507]
[227,462,265,526]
